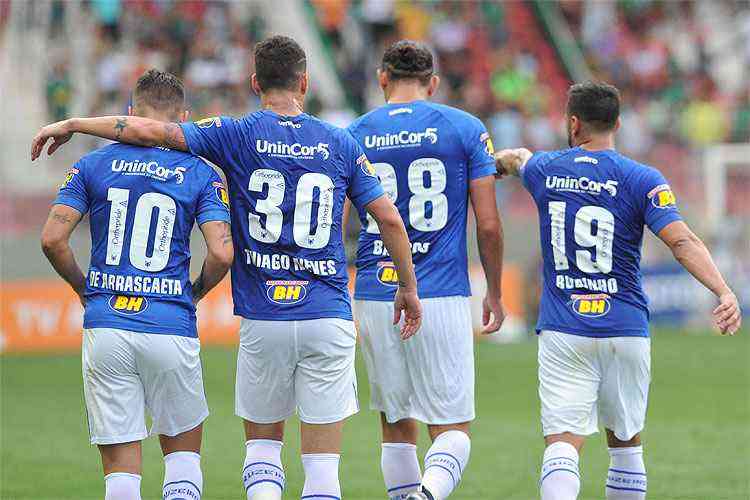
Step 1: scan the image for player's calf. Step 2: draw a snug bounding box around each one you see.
[605,431,646,500]
[539,435,582,500]
[161,424,204,500]
[417,425,471,500]
[381,416,421,499]
[99,441,142,500]
[242,421,285,500]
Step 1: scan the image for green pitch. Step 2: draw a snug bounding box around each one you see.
[2,331,748,499]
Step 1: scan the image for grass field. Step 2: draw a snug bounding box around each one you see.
[2,331,748,500]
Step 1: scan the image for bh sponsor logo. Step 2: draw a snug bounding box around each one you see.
[364,128,438,150]
[376,261,399,287]
[266,280,309,305]
[111,159,185,184]
[546,176,618,196]
[255,140,330,160]
[647,184,677,209]
[109,295,149,315]
[570,293,611,318]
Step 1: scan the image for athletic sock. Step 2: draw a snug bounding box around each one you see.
[242,439,285,500]
[163,451,202,500]
[104,472,142,500]
[539,441,580,500]
[381,442,421,499]
[421,430,471,500]
[301,453,341,500]
[606,446,647,499]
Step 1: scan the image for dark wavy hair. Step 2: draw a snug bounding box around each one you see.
[381,40,434,85]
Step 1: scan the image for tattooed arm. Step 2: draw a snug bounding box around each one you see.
[41,205,86,305]
[192,221,234,304]
[31,117,187,160]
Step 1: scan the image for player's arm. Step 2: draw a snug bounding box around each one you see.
[495,148,533,177]
[365,195,422,339]
[469,176,506,333]
[658,221,741,335]
[192,221,234,304]
[40,205,86,305]
[342,197,352,239]
[31,116,187,160]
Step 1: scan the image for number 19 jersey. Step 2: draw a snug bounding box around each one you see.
[54,143,231,338]
[347,101,497,301]
[522,147,682,338]
[180,111,385,321]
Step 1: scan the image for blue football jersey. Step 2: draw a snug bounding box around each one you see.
[180,111,385,321]
[347,101,497,301]
[54,143,231,338]
[522,147,683,338]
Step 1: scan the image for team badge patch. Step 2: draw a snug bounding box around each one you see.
[357,153,377,177]
[195,117,221,129]
[480,132,495,157]
[213,181,230,208]
[570,293,611,318]
[376,261,399,287]
[109,295,149,315]
[266,280,308,304]
[60,168,79,189]
[647,184,677,209]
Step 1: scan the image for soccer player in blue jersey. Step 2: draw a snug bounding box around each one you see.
[495,82,742,500]
[346,41,505,500]
[32,35,422,500]
[38,70,233,500]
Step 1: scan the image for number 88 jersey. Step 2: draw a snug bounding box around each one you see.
[54,143,231,338]
[521,147,682,338]
[347,101,498,301]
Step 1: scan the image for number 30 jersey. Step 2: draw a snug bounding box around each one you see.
[54,143,231,338]
[522,147,682,338]
[180,111,385,321]
[347,101,497,301]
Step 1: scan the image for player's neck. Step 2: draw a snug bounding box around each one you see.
[386,85,429,104]
[260,91,304,117]
[576,134,615,152]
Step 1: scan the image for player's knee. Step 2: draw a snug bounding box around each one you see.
[606,429,641,448]
[99,442,142,475]
[427,422,470,442]
[382,417,419,444]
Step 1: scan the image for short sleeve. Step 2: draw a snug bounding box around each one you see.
[54,159,89,215]
[520,151,546,197]
[180,116,238,172]
[344,136,385,209]
[196,163,232,226]
[462,118,497,180]
[637,167,682,234]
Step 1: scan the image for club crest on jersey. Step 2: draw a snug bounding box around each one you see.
[266,280,309,305]
[570,293,611,318]
[364,127,438,150]
[480,132,495,157]
[109,295,149,315]
[648,184,677,209]
[376,262,399,287]
[213,181,230,208]
[60,168,79,189]
[195,117,221,129]
[356,153,377,177]
[255,140,329,160]
[111,160,185,184]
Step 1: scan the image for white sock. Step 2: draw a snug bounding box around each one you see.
[104,472,141,500]
[421,430,471,500]
[606,446,647,499]
[382,442,421,499]
[301,453,341,500]
[540,441,580,500]
[242,439,285,499]
[163,451,202,500]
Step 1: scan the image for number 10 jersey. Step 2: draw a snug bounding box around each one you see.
[522,147,682,338]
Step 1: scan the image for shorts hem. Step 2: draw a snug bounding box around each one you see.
[236,409,295,425]
[150,409,209,438]
[542,426,599,438]
[90,431,148,446]
[370,403,412,424]
[298,407,359,425]
[413,413,476,426]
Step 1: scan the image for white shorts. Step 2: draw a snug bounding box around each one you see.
[355,296,474,425]
[538,330,651,441]
[82,328,208,445]
[235,318,358,425]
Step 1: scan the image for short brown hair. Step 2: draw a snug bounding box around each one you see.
[133,69,185,113]
[254,35,307,92]
[381,40,434,85]
[566,82,621,132]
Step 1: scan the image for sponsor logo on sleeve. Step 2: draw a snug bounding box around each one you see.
[60,167,79,189]
[195,117,221,129]
[213,181,230,208]
[570,293,611,318]
[480,132,495,157]
[376,261,399,287]
[109,295,149,315]
[647,184,677,209]
[356,153,377,177]
[266,280,309,305]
